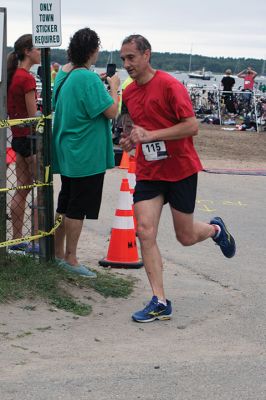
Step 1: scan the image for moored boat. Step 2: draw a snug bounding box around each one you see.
[188,68,212,80]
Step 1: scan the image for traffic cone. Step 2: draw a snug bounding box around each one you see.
[127,156,136,196]
[126,156,137,231]
[99,178,143,268]
[119,150,130,169]
[6,147,16,165]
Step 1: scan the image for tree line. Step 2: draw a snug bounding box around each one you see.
[7,46,265,75]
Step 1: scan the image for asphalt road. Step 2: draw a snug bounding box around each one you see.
[0,168,265,400]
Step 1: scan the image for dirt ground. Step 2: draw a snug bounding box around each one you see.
[194,123,266,170]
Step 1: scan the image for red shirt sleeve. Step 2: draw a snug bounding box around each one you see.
[22,74,36,94]
[166,80,195,119]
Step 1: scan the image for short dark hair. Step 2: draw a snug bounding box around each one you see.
[67,28,100,66]
[122,34,152,54]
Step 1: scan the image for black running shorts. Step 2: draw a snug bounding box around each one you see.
[56,173,105,220]
[133,173,198,214]
[11,136,36,158]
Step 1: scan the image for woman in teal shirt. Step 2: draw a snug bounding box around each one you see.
[53,27,120,277]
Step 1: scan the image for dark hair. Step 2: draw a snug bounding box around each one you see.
[7,34,33,90]
[67,28,101,66]
[122,34,152,54]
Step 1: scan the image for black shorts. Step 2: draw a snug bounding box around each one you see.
[56,173,105,220]
[133,173,198,214]
[11,136,36,158]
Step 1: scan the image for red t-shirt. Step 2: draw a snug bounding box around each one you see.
[123,70,203,181]
[243,74,255,90]
[7,68,36,138]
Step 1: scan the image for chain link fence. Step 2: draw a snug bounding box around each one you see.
[2,114,54,259]
[6,125,37,244]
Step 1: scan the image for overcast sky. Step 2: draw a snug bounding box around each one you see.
[1,0,266,59]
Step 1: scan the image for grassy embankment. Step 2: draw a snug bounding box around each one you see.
[0,254,135,316]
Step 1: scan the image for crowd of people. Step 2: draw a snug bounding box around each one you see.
[7,28,236,322]
[220,66,260,114]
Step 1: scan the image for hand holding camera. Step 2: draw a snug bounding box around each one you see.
[107,73,120,92]
[104,63,120,92]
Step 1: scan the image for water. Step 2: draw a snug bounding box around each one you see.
[96,67,265,92]
[31,64,265,93]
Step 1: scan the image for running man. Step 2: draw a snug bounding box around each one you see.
[119,34,236,323]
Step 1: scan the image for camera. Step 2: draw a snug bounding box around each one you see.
[105,63,116,84]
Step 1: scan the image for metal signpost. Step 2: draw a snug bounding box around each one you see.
[32,0,62,261]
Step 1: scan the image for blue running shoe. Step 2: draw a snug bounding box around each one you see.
[25,243,40,254]
[132,296,172,323]
[9,242,29,252]
[210,216,236,258]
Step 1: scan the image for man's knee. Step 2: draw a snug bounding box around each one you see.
[136,222,156,242]
[175,231,195,247]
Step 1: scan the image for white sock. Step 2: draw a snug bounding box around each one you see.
[213,224,221,239]
[158,299,167,306]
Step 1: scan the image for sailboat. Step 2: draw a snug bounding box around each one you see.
[188,67,212,80]
[187,45,212,80]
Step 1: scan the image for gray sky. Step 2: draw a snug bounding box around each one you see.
[1,0,266,59]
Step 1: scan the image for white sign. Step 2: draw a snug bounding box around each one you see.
[0,11,4,82]
[32,0,62,47]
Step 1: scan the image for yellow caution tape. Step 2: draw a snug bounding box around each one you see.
[0,181,52,193]
[45,165,50,183]
[0,115,52,130]
[0,215,62,248]
[0,165,52,192]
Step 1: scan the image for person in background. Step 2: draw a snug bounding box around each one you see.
[119,34,236,323]
[37,65,43,81]
[7,34,41,253]
[237,66,257,106]
[51,62,60,86]
[237,67,257,91]
[118,75,133,113]
[259,82,266,93]
[52,27,120,277]
[221,69,236,113]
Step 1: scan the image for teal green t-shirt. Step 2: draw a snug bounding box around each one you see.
[52,68,115,177]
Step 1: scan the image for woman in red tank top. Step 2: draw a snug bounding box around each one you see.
[7,34,41,250]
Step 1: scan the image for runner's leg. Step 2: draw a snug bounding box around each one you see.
[11,153,32,239]
[134,195,166,300]
[171,208,215,246]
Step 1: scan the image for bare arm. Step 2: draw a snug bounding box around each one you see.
[103,74,120,119]
[25,90,38,117]
[237,69,246,78]
[131,116,198,143]
[249,69,258,78]
[120,116,198,152]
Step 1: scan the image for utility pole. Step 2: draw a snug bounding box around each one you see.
[32,0,62,261]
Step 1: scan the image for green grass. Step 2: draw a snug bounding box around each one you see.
[0,254,135,316]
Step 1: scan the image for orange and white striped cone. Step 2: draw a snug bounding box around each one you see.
[127,156,136,197]
[99,178,143,268]
[126,156,137,231]
[119,150,130,169]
